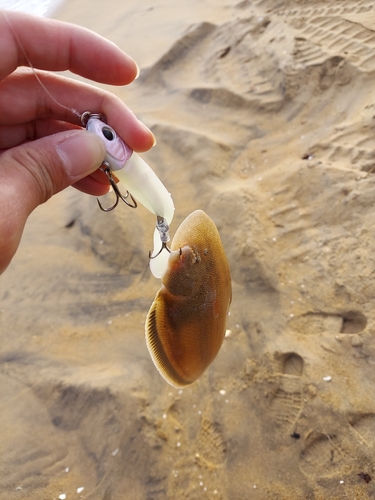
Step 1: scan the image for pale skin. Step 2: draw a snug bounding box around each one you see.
[0,10,156,275]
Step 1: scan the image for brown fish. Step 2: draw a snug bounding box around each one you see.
[146,210,232,387]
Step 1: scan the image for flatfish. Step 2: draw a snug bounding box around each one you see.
[146,210,232,387]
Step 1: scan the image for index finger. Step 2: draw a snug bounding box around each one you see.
[0,10,138,84]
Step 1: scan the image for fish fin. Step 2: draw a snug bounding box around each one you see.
[145,298,189,388]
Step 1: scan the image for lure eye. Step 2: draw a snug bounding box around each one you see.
[102,126,115,141]
[83,112,133,171]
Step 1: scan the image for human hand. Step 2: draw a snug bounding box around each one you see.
[0,10,155,274]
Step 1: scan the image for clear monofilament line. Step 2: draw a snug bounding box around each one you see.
[3,11,81,120]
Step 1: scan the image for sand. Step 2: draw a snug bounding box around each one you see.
[2,0,375,498]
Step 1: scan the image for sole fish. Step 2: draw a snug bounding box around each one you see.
[146,210,232,387]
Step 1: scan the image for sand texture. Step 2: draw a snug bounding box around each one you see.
[2,0,375,498]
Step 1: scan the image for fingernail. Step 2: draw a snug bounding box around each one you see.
[134,62,141,80]
[58,131,106,179]
[137,120,157,147]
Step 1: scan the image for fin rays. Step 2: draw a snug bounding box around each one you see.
[146,298,188,387]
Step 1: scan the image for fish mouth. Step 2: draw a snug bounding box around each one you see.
[189,246,201,264]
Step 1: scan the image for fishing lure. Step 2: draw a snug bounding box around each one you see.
[145,210,232,387]
[82,112,175,277]
[3,10,174,277]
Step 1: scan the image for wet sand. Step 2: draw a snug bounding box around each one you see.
[2,0,375,498]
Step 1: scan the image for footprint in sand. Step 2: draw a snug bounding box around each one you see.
[289,310,367,335]
[272,1,375,172]
[195,417,226,469]
[276,1,375,72]
[270,352,304,432]
[308,118,375,173]
[350,413,375,448]
[299,432,343,477]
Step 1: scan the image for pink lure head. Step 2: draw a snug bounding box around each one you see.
[86,115,133,171]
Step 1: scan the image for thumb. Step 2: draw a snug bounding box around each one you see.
[3,130,106,212]
[0,130,106,274]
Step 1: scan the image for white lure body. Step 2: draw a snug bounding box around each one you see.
[85,113,175,278]
[115,154,174,278]
[115,154,174,222]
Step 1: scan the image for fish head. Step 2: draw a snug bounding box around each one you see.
[162,244,206,297]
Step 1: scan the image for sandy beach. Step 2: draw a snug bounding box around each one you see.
[2,0,375,498]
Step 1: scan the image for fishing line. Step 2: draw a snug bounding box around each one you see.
[3,10,81,120]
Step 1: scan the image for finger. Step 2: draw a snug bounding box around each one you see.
[0,118,111,195]
[72,175,111,196]
[0,129,107,274]
[0,70,156,152]
[72,167,113,196]
[0,129,106,210]
[0,118,80,149]
[0,10,139,84]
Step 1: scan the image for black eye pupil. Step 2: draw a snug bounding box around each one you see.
[102,127,115,141]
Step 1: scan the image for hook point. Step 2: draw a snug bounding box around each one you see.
[97,164,137,212]
[149,242,171,260]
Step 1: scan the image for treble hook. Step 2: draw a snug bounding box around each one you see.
[149,216,172,259]
[97,162,137,212]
